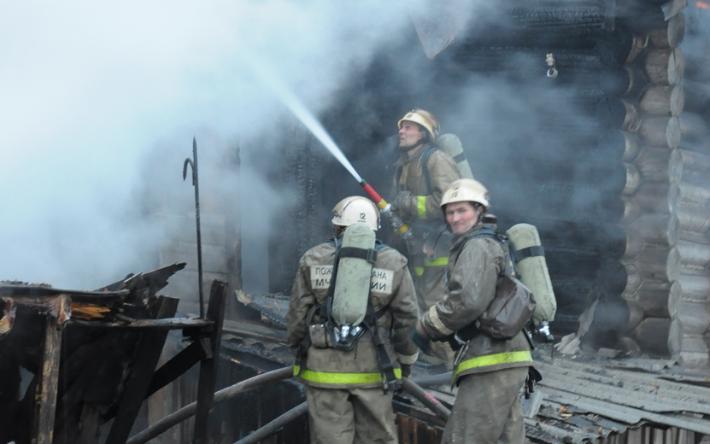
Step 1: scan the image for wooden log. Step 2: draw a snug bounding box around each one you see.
[639,84,685,116]
[632,317,670,355]
[670,149,710,184]
[674,203,710,236]
[624,235,671,262]
[622,262,670,317]
[638,116,681,148]
[670,181,710,210]
[622,183,670,222]
[668,318,709,368]
[598,28,649,65]
[670,275,710,303]
[622,65,649,100]
[668,299,710,335]
[667,240,710,281]
[622,285,669,318]
[648,13,686,48]
[644,48,685,85]
[623,132,641,162]
[625,213,676,246]
[680,112,709,146]
[622,100,641,132]
[623,163,642,195]
[633,146,671,182]
[626,300,645,331]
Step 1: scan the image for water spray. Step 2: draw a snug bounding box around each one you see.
[244,53,417,245]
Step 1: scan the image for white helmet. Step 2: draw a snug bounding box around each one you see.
[331,196,380,231]
[398,108,440,140]
[441,178,490,209]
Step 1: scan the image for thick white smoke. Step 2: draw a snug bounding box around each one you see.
[0,0,487,288]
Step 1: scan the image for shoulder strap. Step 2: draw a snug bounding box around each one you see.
[418,145,437,194]
[459,226,514,277]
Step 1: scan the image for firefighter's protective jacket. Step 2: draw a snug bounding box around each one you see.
[287,239,419,389]
[393,144,460,222]
[419,226,532,383]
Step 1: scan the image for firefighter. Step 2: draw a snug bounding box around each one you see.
[286,195,419,444]
[416,179,533,444]
[392,108,461,365]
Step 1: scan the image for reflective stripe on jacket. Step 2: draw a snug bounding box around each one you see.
[286,240,419,389]
[293,365,402,386]
[420,224,532,383]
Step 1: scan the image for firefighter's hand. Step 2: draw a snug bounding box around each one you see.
[393,191,414,216]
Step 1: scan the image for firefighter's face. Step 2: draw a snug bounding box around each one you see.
[445,202,480,235]
[398,121,425,150]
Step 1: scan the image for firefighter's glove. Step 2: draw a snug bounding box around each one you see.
[393,191,415,218]
[524,366,543,399]
[401,364,412,379]
[412,322,433,355]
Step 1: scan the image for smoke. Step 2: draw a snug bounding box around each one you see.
[0,1,491,289]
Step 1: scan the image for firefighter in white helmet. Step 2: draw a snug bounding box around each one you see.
[286,195,419,444]
[393,108,461,366]
[415,179,533,444]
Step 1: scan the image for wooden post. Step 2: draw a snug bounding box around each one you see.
[32,297,66,444]
[193,280,227,444]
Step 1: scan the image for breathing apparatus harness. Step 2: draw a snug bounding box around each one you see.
[295,238,399,392]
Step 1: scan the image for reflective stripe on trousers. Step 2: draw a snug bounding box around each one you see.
[293,365,402,385]
[454,350,533,378]
[414,256,448,277]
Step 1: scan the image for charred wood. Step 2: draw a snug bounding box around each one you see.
[632,316,670,355]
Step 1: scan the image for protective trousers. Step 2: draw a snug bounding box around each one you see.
[443,367,528,444]
[306,386,397,444]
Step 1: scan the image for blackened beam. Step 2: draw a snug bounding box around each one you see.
[194,280,227,444]
[68,317,213,329]
[105,296,179,444]
[32,296,66,444]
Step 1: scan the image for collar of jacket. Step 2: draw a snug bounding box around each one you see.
[395,142,432,166]
[450,222,499,251]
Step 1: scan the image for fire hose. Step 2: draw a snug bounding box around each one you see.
[128,366,450,444]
